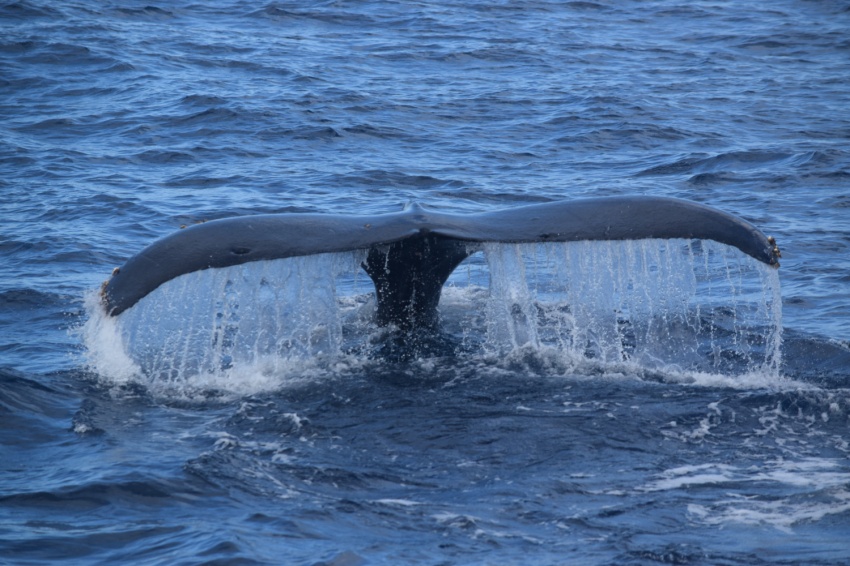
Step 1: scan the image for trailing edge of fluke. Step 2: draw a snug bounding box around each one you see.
[101,196,781,329]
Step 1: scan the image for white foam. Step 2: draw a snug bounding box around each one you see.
[688,489,850,533]
[372,499,421,507]
[642,463,739,491]
[645,458,850,532]
[80,290,142,384]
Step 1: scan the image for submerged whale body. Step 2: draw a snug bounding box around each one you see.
[101,196,780,329]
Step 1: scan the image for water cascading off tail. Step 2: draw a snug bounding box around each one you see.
[85,238,781,388]
[481,239,781,378]
[84,251,370,386]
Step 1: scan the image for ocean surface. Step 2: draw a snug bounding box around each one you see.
[2,0,850,564]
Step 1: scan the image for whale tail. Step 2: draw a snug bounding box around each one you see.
[364,233,475,330]
[101,197,780,330]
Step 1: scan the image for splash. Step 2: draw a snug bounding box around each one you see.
[482,240,782,380]
[83,251,371,395]
[83,239,783,392]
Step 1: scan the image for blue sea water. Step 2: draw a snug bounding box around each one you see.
[2,0,850,564]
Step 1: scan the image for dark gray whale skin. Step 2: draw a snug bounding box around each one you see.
[101,196,780,327]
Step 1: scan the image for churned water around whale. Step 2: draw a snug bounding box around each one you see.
[2,1,850,565]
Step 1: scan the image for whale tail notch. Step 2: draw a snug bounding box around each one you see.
[101,196,780,329]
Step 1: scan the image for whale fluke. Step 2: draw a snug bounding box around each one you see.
[101,197,780,327]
